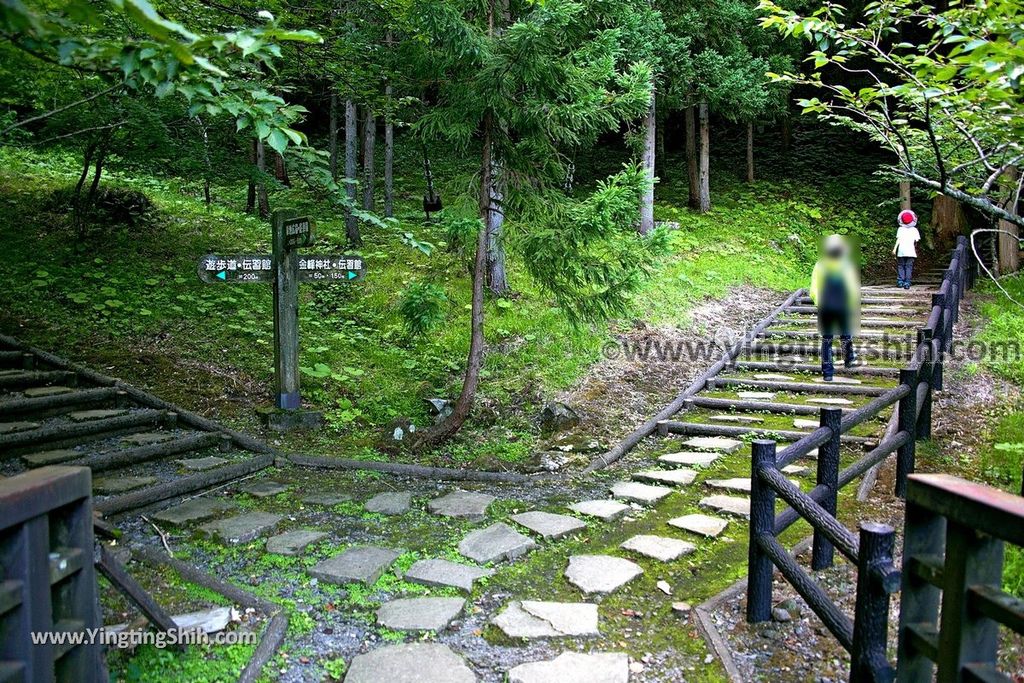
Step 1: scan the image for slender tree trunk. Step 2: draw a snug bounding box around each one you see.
[329,91,339,181]
[899,181,912,210]
[639,94,656,234]
[246,139,257,214]
[655,108,666,180]
[384,85,394,218]
[685,105,699,210]
[746,121,754,183]
[86,139,109,207]
[486,154,508,295]
[255,138,270,219]
[73,141,97,237]
[697,101,711,213]
[195,117,212,207]
[344,99,360,245]
[997,166,1020,275]
[362,108,376,211]
[274,152,290,187]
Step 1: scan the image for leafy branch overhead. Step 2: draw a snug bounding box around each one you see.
[759,0,1024,226]
[0,0,322,152]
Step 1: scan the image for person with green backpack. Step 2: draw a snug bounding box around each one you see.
[810,234,861,381]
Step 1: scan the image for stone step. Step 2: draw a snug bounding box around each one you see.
[707,414,764,424]
[308,546,403,586]
[199,512,283,544]
[609,481,672,505]
[93,475,158,495]
[680,436,744,452]
[345,643,476,683]
[151,497,237,525]
[241,480,289,498]
[403,558,494,593]
[631,469,697,486]
[365,491,412,515]
[657,451,722,467]
[458,523,536,564]
[565,555,643,594]
[705,477,799,494]
[266,530,327,556]
[567,500,630,522]
[376,597,466,632]
[620,534,696,562]
[699,495,751,518]
[510,511,587,540]
[508,652,629,683]
[493,600,600,638]
[667,514,729,538]
[428,490,495,520]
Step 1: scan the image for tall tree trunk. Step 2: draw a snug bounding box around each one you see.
[344,99,360,245]
[486,154,509,295]
[329,91,339,181]
[415,114,493,450]
[384,85,394,217]
[930,194,966,249]
[997,166,1020,275]
[685,105,699,210]
[655,108,666,180]
[639,94,656,234]
[246,140,256,214]
[746,122,754,183]
[73,141,97,237]
[255,138,270,219]
[274,152,290,187]
[697,101,711,213]
[362,108,376,211]
[899,181,912,210]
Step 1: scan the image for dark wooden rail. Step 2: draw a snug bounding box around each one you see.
[746,236,974,682]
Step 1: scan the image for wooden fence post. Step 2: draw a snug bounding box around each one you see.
[916,328,934,440]
[746,439,778,623]
[812,407,842,571]
[851,522,898,682]
[895,368,918,498]
[931,292,946,391]
[896,496,945,683]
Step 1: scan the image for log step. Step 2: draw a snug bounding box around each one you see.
[708,377,889,396]
[730,361,900,378]
[686,396,855,416]
[0,387,123,418]
[0,370,77,390]
[0,409,169,457]
[656,420,877,446]
[66,432,228,473]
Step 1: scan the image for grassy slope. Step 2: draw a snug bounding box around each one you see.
[0,125,894,466]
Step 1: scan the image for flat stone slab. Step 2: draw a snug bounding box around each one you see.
[365,491,412,515]
[0,421,39,434]
[682,436,743,453]
[668,513,729,538]
[620,534,696,562]
[782,464,810,476]
[493,600,599,638]
[793,418,820,429]
[309,546,402,586]
[176,456,227,471]
[403,558,494,593]
[699,495,751,518]
[567,500,630,522]
[93,476,158,494]
[814,376,862,384]
[68,409,128,422]
[754,374,794,381]
[709,414,764,424]
[266,530,327,555]
[459,523,536,564]
[609,481,672,505]
[508,651,629,683]
[376,597,466,631]
[22,449,79,466]
[345,643,476,683]
[152,497,235,525]
[122,432,174,446]
[241,480,289,498]
[659,451,721,467]
[428,490,495,519]
[199,512,283,544]
[565,555,643,594]
[706,477,799,493]
[510,511,586,540]
[808,397,855,406]
[632,468,697,486]
[23,386,74,397]
[738,391,776,400]
[299,492,352,506]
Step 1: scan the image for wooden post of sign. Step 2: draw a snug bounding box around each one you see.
[272,209,301,410]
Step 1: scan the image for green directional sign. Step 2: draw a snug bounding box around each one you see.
[297,255,367,282]
[197,254,275,284]
[282,216,315,249]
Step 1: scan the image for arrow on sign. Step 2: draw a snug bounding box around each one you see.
[217,271,227,280]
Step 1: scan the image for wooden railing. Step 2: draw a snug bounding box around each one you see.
[746,236,973,682]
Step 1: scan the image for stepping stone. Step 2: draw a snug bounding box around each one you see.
[458,523,536,564]
[376,597,466,631]
[199,512,283,544]
[814,376,862,384]
[738,391,776,400]
[152,498,236,525]
[22,449,79,466]
[609,481,672,505]
[782,464,810,476]
[620,534,696,562]
[176,456,227,471]
[565,555,643,594]
[0,421,39,434]
[93,476,158,495]
[668,513,729,538]
[794,418,820,429]
[241,480,289,498]
[705,477,798,493]
[299,492,352,506]
[22,386,74,398]
[632,469,697,486]
[755,374,794,381]
[659,451,721,467]
[266,530,327,556]
[508,651,629,683]
[709,415,764,424]
[567,500,630,522]
[345,643,476,683]
[428,490,495,520]
[808,397,854,406]
[68,409,128,422]
[699,495,751,518]
[510,511,586,540]
[682,436,743,453]
[493,600,599,638]
[122,432,173,446]
[403,558,494,593]
[309,546,402,586]
[365,491,412,515]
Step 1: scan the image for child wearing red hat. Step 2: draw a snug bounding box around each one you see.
[893,210,921,288]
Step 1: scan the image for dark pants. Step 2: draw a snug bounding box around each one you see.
[897,257,915,285]
[818,308,854,379]
[821,335,854,379]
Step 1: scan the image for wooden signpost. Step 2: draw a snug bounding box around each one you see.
[197,209,366,428]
